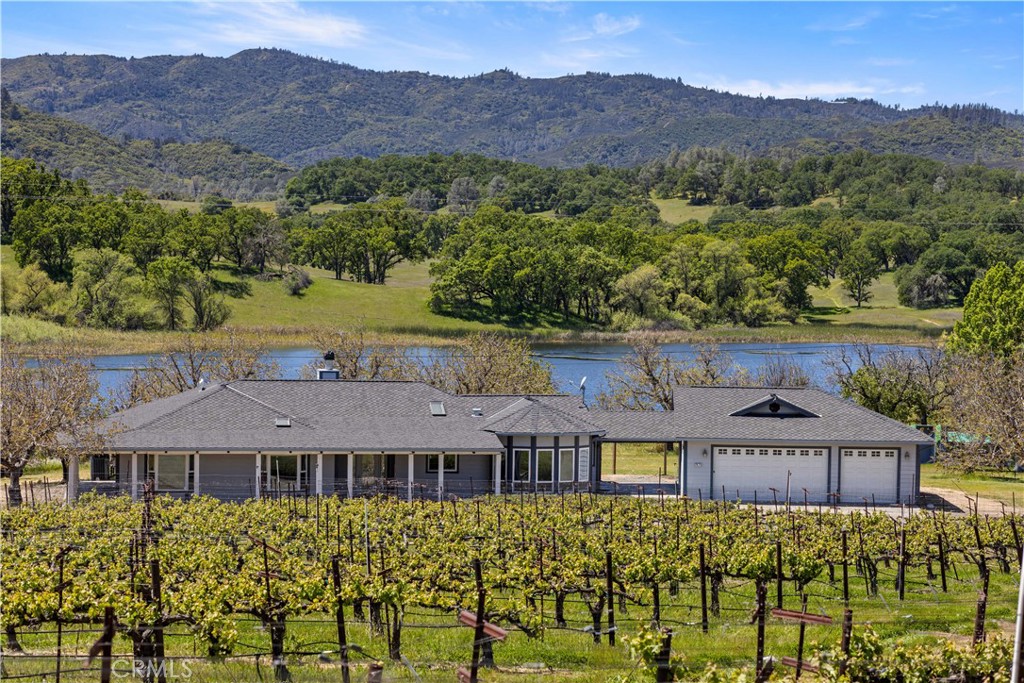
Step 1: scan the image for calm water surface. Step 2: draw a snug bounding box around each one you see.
[88,342,914,398]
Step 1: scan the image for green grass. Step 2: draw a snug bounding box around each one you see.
[805,272,962,339]
[920,463,1024,507]
[603,442,679,478]
[223,260,575,336]
[651,198,718,224]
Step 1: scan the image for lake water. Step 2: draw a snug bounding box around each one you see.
[87,342,914,398]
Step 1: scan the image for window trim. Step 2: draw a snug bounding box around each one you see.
[512,448,531,483]
[425,453,459,473]
[558,447,575,483]
[536,448,555,484]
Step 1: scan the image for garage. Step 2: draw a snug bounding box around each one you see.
[838,447,898,503]
[711,445,829,503]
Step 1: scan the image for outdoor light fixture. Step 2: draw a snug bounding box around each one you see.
[702,449,708,458]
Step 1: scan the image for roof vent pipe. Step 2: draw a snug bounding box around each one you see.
[472,407,483,417]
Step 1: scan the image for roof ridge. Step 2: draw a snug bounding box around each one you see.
[125,382,229,432]
[224,384,315,428]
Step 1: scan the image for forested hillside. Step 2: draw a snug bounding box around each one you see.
[3,49,1022,168]
[1,89,293,199]
[4,152,1021,339]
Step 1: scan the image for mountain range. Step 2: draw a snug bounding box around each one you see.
[2,48,1022,189]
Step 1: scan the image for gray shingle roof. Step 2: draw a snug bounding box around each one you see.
[102,381,931,453]
[480,397,605,436]
[663,386,931,444]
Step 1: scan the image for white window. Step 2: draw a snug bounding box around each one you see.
[716,447,729,456]
[799,449,810,457]
[745,448,755,456]
[870,450,881,458]
[578,447,590,482]
[786,449,796,457]
[426,454,458,473]
[773,449,783,456]
[536,449,554,483]
[731,448,742,455]
[884,450,896,458]
[843,449,853,457]
[758,449,769,456]
[559,448,575,482]
[813,449,824,457]
[513,449,530,482]
[154,454,188,491]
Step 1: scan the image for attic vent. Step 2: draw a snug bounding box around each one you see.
[275,417,291,428]
[472,407,483,417]
[317,369,341,380]
[429,401,446,417]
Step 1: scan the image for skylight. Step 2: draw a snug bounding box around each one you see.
[429,401,446,416]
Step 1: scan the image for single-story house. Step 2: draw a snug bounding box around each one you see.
[78,375,933,505]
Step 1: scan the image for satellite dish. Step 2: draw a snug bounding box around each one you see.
[579,376,587,391]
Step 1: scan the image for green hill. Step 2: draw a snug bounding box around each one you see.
[3,49,1021,169]
[1,88,293,199]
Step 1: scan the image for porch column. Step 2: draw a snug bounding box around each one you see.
[437,455,444,502]
[407,453,414,503]
[255,453,263,499]
[193,452,200,496]
[131,452,139,501]
[493,453,501,496]
[66,456,79,503]
[347,453,354,499]
[315,453,323,497]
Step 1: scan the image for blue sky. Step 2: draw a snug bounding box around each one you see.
[2,2,1021,112]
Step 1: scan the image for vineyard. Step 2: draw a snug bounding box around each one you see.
[1,488,1020,682]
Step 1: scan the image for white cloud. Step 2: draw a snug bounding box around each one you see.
[188,1,366,50]
[564,12,641,42]
[807,10,881,32]
[592,13,641,38]
[696,77,924,101]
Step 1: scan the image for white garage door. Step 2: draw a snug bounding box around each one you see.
[839,448,898,503]
[712,445,829,503]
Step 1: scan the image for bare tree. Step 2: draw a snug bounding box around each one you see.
[122,330,281,406]
[302,329,417,381]
[940,350,1024,472]
[1,345,107,506]
[420,333,553,395]
[598,335,746,410]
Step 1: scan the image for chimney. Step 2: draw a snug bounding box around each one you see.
[317,351,340,380]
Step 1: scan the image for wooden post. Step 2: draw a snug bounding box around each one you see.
[795,594,808,680]
[332,557,351,683]
[699,543,709,634]
[100,606,114,683]
[151,558,167,683]
[938,533,948,592]
[470,559,486,683]
[776,540,784,609]
[974,565,990,645]
[606,550,616,646]
[897,528,907,601]
[755,581,767,681]
[655,629,673,683]
[55,553,65,683]
[838,609,853,678]
[842,531,850,607]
